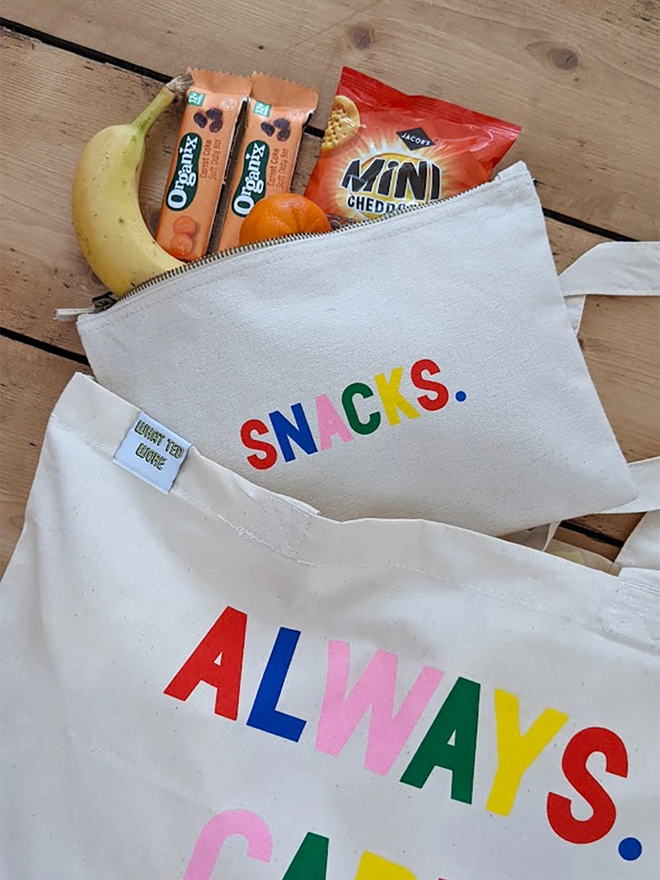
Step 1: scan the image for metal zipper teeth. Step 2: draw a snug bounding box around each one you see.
[95,173,504,313]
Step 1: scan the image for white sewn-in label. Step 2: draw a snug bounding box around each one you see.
[113,412,191,493]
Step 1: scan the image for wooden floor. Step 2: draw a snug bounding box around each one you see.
[1,3,658,573]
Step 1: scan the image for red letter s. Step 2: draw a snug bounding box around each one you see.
[241,419,278,470]
[547,727,628,844]
[410,359,449,412]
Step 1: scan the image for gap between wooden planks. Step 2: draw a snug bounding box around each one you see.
[4,0,659,238]
[0,337,624,577]
[1,29,658,557]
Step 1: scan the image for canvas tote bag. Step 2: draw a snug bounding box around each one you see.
[1,372,658,880]
[75,162,644,536]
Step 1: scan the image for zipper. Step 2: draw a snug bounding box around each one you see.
[56,165,520,322]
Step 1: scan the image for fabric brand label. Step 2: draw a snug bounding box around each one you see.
[113,412,191,493]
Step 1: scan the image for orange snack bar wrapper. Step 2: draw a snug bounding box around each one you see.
[217,73,319,251]
[157,69,251,261]
[305,67,521,225]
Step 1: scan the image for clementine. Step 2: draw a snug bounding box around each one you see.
[238,193,331,247]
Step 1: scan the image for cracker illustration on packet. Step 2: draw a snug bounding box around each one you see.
[157,68,251,261]
[305,67,521,226]
[217,73,319,251]
[322,95,361,152]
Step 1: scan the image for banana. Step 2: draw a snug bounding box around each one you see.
[71,73,193,298]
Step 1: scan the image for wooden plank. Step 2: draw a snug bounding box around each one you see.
[580,296,660,464]
[1,32,657,545]
[567,293,660,541]
[570,510,643,543]
[0,29,176,355]
[553,526,621,562]
[0,31,639,334]
[3,29,619,350]
[0,338,91,575]
[5,0,659,238]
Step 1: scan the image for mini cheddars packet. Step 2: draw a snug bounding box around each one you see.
[217,73,319,251]
[157,68,251,261]
[305,67,521,226]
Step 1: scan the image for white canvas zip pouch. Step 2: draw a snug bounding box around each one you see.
[77,161,637,535]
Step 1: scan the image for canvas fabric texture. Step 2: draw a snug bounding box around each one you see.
[1,373,658,880]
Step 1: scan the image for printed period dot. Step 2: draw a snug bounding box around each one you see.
[618,837,642,861]
[455,391,467,402]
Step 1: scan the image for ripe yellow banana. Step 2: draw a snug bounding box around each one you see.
[71,73,193,298]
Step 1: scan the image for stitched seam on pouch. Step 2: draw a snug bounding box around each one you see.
[47,411,657,642]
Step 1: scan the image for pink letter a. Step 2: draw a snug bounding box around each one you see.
[316,394,353,450]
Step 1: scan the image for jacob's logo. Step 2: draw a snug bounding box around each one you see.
[231,140,270,216]
[165,133,202,211]
[396,126,435,150]
[340,153,443,216]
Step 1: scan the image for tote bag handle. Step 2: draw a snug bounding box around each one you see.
[560,241,659,331]
[510,244,660,557]
[559,241,660,516]
[560,242,658,582]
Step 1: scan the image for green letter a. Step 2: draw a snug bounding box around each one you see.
[400,676,480,804]
[282,832,329,879]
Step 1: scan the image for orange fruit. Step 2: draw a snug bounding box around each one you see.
[239,193,331,247]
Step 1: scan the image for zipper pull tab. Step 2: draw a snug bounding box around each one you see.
[54,291,119,321]
[54,307,96,322]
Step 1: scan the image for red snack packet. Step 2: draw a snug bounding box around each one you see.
[305,67,521,225]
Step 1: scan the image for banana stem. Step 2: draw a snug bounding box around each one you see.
[132,88,176,133]
[132,73,194,133]
[166,72,194,96]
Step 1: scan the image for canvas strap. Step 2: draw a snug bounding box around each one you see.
[555,241,659,579]
[558,241,660,516]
